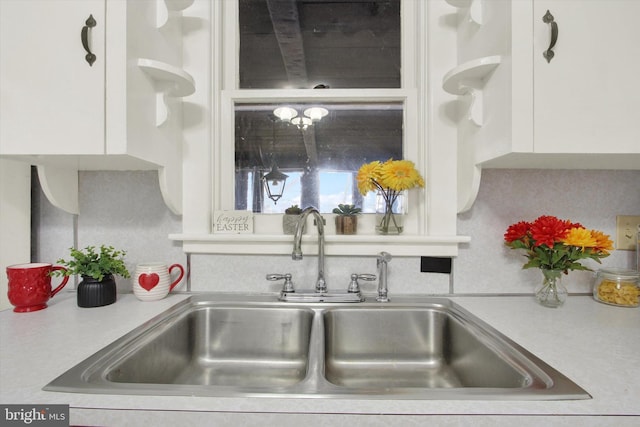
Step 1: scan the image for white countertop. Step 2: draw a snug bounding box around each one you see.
[1,292,639,426]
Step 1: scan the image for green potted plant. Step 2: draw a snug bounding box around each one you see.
[53,245,130,308]
[333,204,361,235]
[283,204,304,235]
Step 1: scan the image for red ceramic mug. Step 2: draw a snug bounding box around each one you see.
[6,263,70,313]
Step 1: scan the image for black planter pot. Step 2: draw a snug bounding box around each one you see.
[77,274,117,308]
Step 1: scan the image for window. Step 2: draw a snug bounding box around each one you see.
[173,0,466,256]
[216,0,422,233]
[234,101,403,213]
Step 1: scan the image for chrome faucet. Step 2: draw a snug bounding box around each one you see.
[292,207,326,293]
[376,251,392,302]
[277,206,369,302]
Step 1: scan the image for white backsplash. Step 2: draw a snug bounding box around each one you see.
[34,169,639,296]
[457,169,639,294]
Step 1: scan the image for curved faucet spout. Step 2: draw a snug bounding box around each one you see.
[292,207,326,293]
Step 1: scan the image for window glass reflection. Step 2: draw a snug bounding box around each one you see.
[234,102,403,213]
[239,0,401,89]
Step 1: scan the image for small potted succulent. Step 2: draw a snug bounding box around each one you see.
[283,204,304,235]
[333,204,361,235]
[53,245,130,308]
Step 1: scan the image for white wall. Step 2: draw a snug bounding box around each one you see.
[30,169,639,300]
[33,171,185,296]
[0,159,31,311]
[457,169,639,294]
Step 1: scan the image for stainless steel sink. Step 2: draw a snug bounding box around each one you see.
[325,308,546,390]
[44,294,590,400]
[106,306,314,388]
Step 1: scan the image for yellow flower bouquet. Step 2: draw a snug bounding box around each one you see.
[356,159,425,234]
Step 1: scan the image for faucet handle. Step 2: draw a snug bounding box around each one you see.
[347,273,376,293]
[266,273,295,293]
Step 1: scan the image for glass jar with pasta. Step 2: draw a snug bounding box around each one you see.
[593,268,640,307]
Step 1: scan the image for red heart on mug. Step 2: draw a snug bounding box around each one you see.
[138,273,160,291]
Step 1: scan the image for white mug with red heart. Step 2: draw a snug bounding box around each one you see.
[133,262,185,301]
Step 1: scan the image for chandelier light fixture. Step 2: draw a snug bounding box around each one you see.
[273,105,329,128]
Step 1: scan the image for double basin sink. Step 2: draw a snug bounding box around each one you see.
[45,294,590,400]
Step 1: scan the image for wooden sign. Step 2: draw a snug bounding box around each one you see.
[212,211,253,234]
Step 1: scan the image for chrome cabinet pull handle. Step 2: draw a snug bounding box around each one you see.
[81,14,97,66]
[542,10,558,63]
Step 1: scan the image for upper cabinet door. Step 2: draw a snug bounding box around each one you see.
[0,0,105,155]
[533,0,640,154]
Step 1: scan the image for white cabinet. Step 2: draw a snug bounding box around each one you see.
[0,0,105,155]
[446,0,640,211]
[531,1,640,156]
[0,0,195,214]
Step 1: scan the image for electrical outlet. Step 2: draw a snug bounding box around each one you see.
[615,215,640,250]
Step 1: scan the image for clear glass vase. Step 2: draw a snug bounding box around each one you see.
[535,269,568,308]
[375,190,406,235]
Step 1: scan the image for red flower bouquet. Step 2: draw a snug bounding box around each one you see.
[504,215,613,273]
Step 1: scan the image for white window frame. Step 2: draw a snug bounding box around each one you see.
[172,0,468,256]
[219,0,421,230]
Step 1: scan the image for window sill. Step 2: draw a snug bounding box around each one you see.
[168,233,470,257]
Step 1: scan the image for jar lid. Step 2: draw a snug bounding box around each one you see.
[597,268,640,280]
